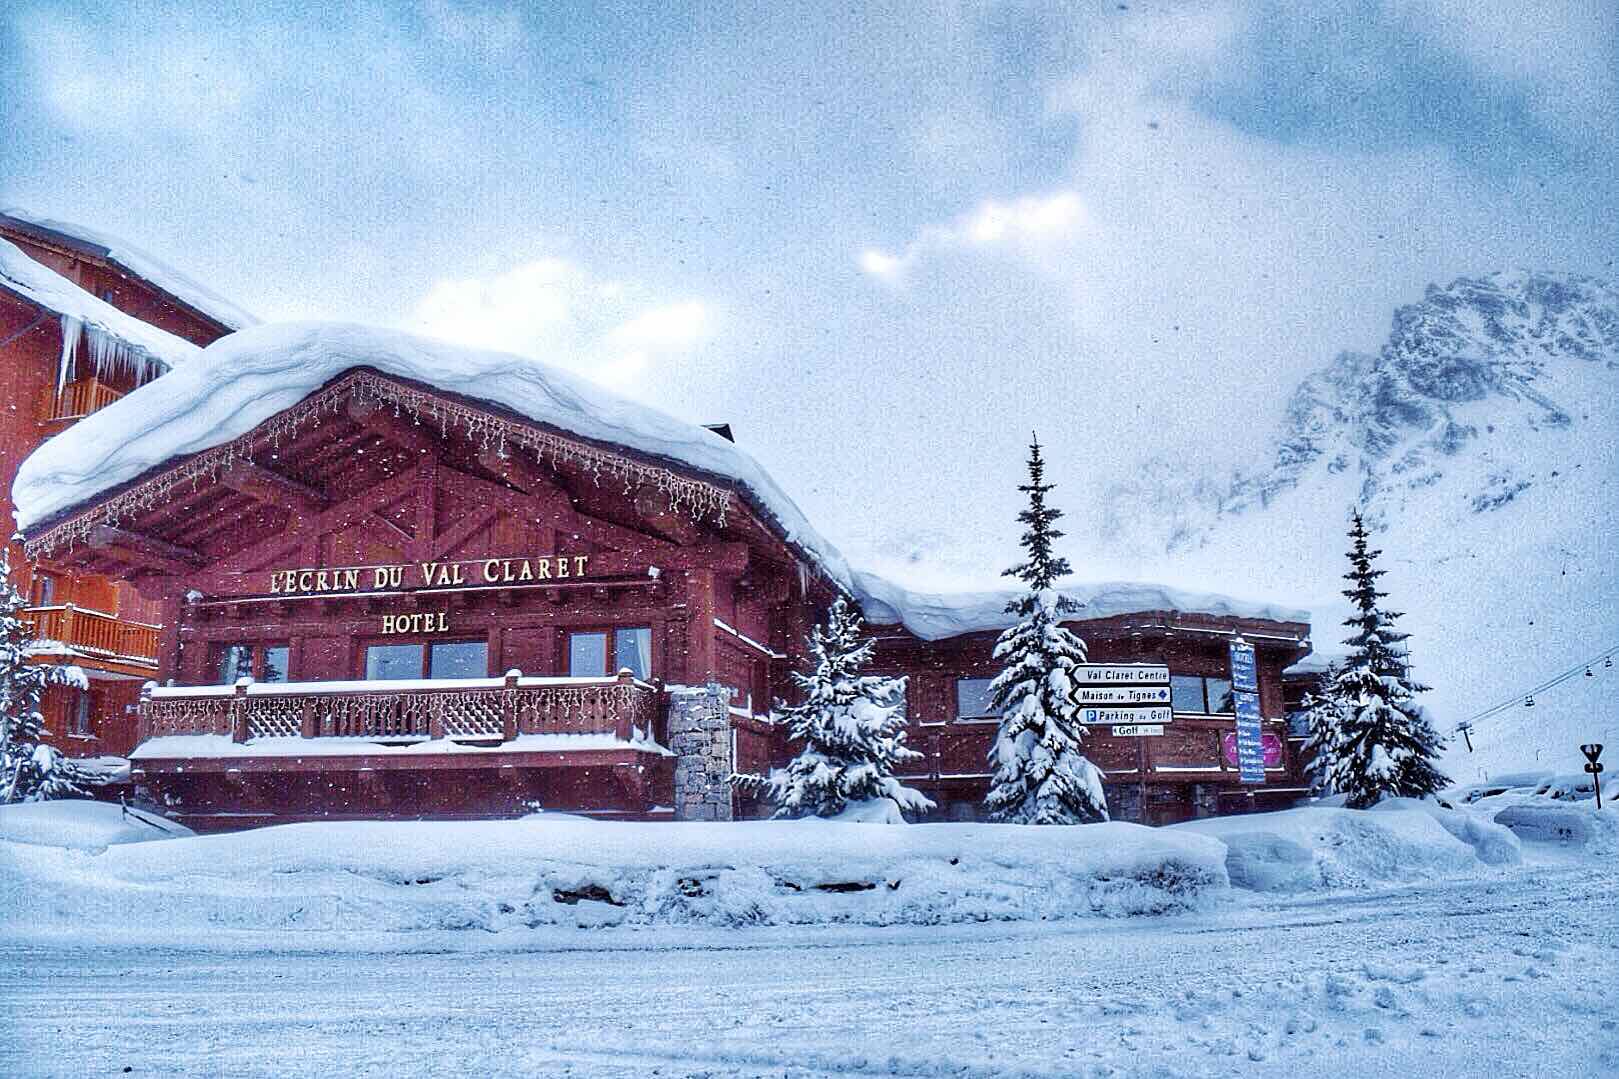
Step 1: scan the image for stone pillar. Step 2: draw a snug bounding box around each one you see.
[668,683,733,822]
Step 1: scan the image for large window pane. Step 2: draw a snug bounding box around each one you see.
[614,627,652,679]
[1205,677,1235,714]
[430,641,488,679]
[568,632,608,677]
[217,643,253,684]
[1170,674,1207,714]
[955,677,996,720]
[365,643,423,681]
[262,645,290,683]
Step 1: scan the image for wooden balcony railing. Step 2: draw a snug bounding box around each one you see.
[38,378,125,422]
[138,670,661,747]
[23,604,160,665]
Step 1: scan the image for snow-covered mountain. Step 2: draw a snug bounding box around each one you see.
[1099,271,1619,782]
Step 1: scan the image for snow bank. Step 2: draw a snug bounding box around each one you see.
[1491,803,1619,855]
[1173,806,1488,892]
[1,207,258,330]
[0,800,193,852]
[0,236,200,378]
[0,817,1228,941]
[1370,797,1520,865]
[851,569,1309,641]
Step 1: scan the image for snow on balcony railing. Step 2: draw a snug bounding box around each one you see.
[23,604,159,664]
[140,670,660,745]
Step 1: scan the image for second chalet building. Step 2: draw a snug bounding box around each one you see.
[14,321,1315,829]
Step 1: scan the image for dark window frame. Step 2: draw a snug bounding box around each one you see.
[566,625,654,680]
[68,688,94,738]
[360,638,491,681]
[954,676,998,724]
[214,641,293,684]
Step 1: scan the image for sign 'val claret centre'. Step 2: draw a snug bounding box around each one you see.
[7,310,1315,830]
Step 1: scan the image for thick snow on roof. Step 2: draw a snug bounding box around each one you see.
[10,322,855,590]
[852,570,1311,641]
[0,236,201,374]
[0,208,259,331]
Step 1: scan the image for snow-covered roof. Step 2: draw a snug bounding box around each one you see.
[12,319,1313,639]
[0,236,202,379]
[851,571,1311,641]
[0,208,259,331]
[11,322,858,593]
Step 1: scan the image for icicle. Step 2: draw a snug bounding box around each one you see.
[57,314,82,395]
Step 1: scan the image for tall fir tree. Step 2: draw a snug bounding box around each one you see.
[0,546,96,803]
[1322,510,1450,807]
[736,597,934,819]
[983,436,1109,824]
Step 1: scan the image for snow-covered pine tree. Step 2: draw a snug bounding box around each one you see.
[736,597,934,820]
[0,545,97,803]
[1297,662,1345,795]
[983,435,1109,825]
[1323,510,1449,808]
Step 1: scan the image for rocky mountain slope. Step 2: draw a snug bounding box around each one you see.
[1099,270,1619,780]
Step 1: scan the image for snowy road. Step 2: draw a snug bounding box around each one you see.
[3,865,1614,1078]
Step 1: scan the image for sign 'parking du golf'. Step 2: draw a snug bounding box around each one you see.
[1069,664,1172,725]
[1230,638,1266,784]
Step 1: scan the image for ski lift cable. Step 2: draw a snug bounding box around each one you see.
[1457,641,1619,730]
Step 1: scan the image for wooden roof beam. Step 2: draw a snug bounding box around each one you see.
[346,397,440,458]
[221,460,329,515]
[89,525,204,575]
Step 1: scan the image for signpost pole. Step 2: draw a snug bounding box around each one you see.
[1582,744,1605,810]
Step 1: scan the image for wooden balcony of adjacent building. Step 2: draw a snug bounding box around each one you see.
[131,669,671,776]
[22,603,161,677]
[37,376,127,426]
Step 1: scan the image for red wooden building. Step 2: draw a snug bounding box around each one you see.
[0,210,252,760]
[14,322,1313,828]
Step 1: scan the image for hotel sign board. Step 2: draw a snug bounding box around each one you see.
[265,555,592,596]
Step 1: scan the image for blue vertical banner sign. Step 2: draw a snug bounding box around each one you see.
[1229,639,1265,784]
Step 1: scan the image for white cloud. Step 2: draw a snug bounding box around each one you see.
[858,191,1089,283]
[408,258,711,393]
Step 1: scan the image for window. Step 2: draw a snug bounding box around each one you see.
[955,677,997,722]
[365,643,423,681]
[217,643,254,684]
[429,641,488,679]
[568,631,607,677]
[69,690,93,737]
[363,641,489,681]
[262,645,290,684]
[32,574,56,607]
[1171,674,1237,715]
[216,642,290,684]
[614,627,652,680]
[569,627,653,679]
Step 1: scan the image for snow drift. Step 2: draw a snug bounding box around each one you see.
[0,800,193,852]
[0,815,1228,941]
[1173,806,1506,893]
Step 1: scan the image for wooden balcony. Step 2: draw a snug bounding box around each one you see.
[23,604,160,667]
[38,377,125,423]
[138,670,661,747]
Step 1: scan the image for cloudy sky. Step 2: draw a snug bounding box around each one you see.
[3,1,1615,589]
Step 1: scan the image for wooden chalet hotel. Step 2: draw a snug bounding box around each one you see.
[10,240,1315,829]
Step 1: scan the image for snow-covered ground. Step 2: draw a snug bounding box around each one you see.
[2,800,1614,1076]
[2,863,1612,1078]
